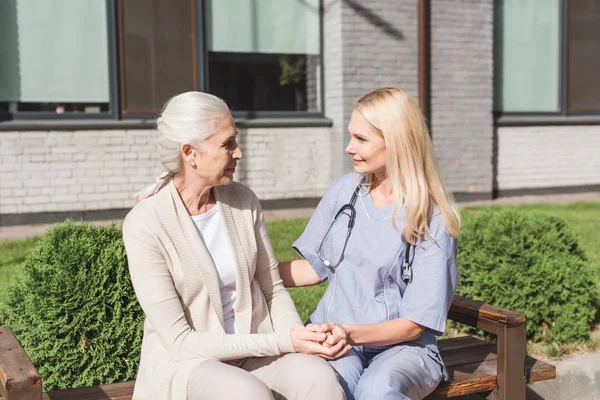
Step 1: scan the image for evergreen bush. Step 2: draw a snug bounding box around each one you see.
[456,209,598,344]
[0,221,143,391]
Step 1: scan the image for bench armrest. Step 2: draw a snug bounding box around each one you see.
[448,295,526,334]
[447,296,528,400]
[0,326,42,400]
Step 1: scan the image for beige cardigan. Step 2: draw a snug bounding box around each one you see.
[122,180,304,400]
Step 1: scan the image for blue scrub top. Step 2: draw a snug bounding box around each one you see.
[293,172,459,355]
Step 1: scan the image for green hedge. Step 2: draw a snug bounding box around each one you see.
[0,222,143,391]
[456,209,598,344]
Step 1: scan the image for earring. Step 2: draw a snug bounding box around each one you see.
[190,160,196,168]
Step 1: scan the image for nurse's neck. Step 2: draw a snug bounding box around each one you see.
[370,171,395,207]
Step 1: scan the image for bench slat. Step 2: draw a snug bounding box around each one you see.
[429,336,556,398]
[430,359,498,398]
[38,336,556,400]
[436,335,493,352]
[42,381,134,400]
[0,327,42,400]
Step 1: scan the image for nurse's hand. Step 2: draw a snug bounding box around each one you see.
[319,322,348,347]
[291,329,351,360]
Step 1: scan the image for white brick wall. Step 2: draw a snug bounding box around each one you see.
[497,125,600,190]
[0,130,160,215]
[237,126,333,199]
[0,126,336,216]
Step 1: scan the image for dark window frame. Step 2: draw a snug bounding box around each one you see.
[495,0,600,122]
[1,0,325,122]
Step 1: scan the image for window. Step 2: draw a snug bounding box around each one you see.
[494,0,600,115]
[205,0,322,113]
[119,0,197,114]
[0,0,111,115]
[0,0,324,119]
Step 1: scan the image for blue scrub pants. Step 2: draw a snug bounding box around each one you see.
[328,344,444,400]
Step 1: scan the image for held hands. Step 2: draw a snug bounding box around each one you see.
[290,323,351,360]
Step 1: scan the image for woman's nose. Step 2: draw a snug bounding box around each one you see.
[345,141,355,155]
[234,145,243,160]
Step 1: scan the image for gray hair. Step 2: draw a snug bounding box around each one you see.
[135,91,230,201]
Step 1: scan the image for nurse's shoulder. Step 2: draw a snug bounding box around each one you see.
[421,205,456,253]
[321,172,363,208]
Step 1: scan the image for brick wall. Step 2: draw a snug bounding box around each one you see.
[0,130,159,216]
[497,125,600,190]
[430,0,494,197]
[324,0,418,173]
[0,126,335,221]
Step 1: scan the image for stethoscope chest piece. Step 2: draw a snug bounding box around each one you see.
[401,243,413,284]
[401,260,413,284]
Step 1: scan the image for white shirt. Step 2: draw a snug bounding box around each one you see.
[191,204,237,334]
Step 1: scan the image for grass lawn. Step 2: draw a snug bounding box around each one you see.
[0,237,41,294]
[1,201,599,345]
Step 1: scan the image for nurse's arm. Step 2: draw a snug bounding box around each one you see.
[278,259,322,287]
[339,318,425,347]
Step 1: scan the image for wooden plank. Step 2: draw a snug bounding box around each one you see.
[526,356,556,384]
[42,381,134,400]
[450,296,526,328]
[440,344,497,368]
[496,324,526,400]
[0,327,42,400]
[437,336,494,352]
[430,336,556,398]
[429,358,498,398]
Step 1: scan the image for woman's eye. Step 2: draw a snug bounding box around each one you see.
[224,139,237,150]
[356,137,366,142]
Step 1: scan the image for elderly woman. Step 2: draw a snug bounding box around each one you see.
[122,91,347,400]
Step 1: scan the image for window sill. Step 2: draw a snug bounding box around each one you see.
[0,117,333,131]
[496,115,600,127]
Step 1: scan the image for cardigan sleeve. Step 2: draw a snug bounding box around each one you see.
[122,207,297,362]
[250,195,306,332]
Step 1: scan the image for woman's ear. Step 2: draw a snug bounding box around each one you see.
[181,144,192,157]
[181,144,197,167]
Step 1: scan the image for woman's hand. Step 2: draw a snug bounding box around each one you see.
[319,322,349,347]
[290,329,351,360]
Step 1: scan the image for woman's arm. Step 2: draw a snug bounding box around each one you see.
[278,259,322,287]
[250,196,306,331]
[319,319,424,348]
[340,318,425,346]
[123,218,303,361]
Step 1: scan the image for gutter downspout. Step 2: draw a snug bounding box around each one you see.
[418,0,431,135]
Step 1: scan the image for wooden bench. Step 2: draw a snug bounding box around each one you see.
[0,296,555,400]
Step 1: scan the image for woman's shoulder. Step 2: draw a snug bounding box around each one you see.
[123,193,163,236]
[326,172,362,197]
[218,181,261,211]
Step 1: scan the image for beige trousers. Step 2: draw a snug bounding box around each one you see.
[187,353,346,400]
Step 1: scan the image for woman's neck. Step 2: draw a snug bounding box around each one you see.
[370,173,395,208]
[173,175,216,216]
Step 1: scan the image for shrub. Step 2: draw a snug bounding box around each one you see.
[456,209,598,344]
[0,221,143,391]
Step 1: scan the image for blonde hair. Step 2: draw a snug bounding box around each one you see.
[354,87,460,244]
[135,91,230,201]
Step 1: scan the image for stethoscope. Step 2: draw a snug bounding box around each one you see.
[317,183,414,284]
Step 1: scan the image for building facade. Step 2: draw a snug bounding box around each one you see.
[0,0,598,226]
